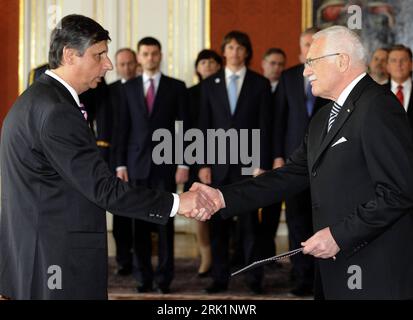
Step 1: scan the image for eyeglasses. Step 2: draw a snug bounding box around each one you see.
[305,53,341,68]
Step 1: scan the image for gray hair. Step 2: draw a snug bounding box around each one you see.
[313,26,367,69]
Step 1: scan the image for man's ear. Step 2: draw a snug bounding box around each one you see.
[61,46,78,65]
[337,53,350,72]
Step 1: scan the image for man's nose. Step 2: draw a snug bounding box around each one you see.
[303,64,312,77]
[105,57,114,71]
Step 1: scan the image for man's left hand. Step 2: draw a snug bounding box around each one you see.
[301,227,340,259]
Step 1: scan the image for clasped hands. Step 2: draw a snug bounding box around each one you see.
[177,182,225,221]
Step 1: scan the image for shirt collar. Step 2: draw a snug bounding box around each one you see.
[45,70,81,107]
[225,66,247,80]
[391,77,412,91]
[336,72,366,107]
[143,71,161,84]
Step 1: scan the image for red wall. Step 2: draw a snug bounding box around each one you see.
[211,0,302,72]
[0,0,19,129]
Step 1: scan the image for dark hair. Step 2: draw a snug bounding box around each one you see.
[263,47,286,60]
[194,49,223,81]
[48,14,111,69]
[388,44,412,61]
[137,37,162,51]
[221,30,253,66]
[115,48,137,60]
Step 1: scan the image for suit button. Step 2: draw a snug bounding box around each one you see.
[312,171,317,177]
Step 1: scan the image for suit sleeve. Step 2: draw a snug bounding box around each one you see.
[273,74,288,159]
[40,104,173,225]
[330,93,413,255]
[219,134,310,219]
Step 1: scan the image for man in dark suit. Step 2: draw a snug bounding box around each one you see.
[273,27,329,296]
[198,30,273,294]
[192,26,413,299]
[0,15,214,300]
[385,44,413,126]
[116,37,189,294]
[107,48,138,276]
[259,47,286,266]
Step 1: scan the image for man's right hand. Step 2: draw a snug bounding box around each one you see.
[190,182,226,212]
[116,168,129,182]
[273,157,285,169]
[198,167,212,184]
[178,190,217,221]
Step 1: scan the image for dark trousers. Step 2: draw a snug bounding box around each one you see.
[112,215,133,269]
[259,202,282,258]
[210,166,263,288]
[285,188,314,288]
[133,175,175,288]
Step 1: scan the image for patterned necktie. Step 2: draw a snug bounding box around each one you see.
[228,74,239,115]
[79,103,88,121]
[396,85,404,106]
[146,78,155,114]
[327,102,342,132]
[305,81,316,117]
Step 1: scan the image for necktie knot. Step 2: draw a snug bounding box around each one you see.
[79,103,88,120]
[396,84,404,106]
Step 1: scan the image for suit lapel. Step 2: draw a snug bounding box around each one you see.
[214,71,232,119]
[311,74,371,170]
[233,70,250,117]
[135,76,148,117]
[150,75,165,118]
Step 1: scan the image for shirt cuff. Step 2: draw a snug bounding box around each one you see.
[170,193,180,217]
[116,166,127,172]
[177,165,189,170]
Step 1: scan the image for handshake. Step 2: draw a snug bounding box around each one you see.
[177,183,225,221]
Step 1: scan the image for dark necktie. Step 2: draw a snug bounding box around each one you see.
[327,102,342,132]
[396,85,404,106]
[146,78,155,114]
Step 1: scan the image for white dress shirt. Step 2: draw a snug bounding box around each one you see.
[142,71,162,96]
[391,78,412,112]
[336,72,367,107]
[45,70,81,107]
[271,81,279,93]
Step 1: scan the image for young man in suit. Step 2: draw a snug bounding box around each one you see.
[273,27,330,296]
[198,30,273,294]
[385,45,413,126]
[108,48,138,276]
[259,47,286,270]
[192,26,413,300]
[0,15,214,300]
[116,37,189,294]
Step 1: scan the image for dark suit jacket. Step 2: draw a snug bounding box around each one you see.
[0,74,174,300]
[117,74,188,182]
[383,80,413,129]
[198,69,273,184]
[274,64,330,160]
[219,75,413,299]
